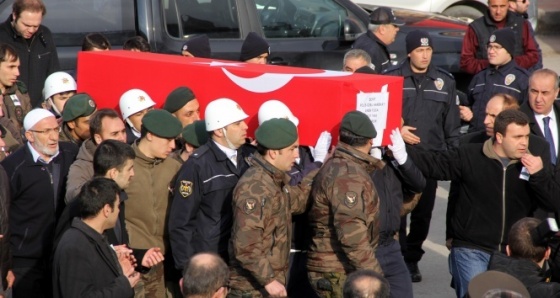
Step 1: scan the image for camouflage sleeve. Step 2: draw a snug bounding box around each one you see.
[331,172,382,273]
[231,178,275,287]
[288,168,319,215]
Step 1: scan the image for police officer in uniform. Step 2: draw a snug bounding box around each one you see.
[169,98,254,271]
[59,93,97,146]
[384,30,460,282]
[229,118,315,298]
[461,28,530,133]
[0,44,31,134]
[307,111,384,298]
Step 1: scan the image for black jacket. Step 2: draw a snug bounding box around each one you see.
[352,30,390,73]
[52,218,134,298]
[470,10,524,59]
[0,165,10,290]
[384,60,461,151]
[1,142,77,260]
[0,16,59,107]
[409,139,558,253]
[168,140,254,270]
[489,252,560,298]
[372,155,425,236]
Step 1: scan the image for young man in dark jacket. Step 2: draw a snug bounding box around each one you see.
[489,217,560,297]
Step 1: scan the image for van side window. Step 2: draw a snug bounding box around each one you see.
[166,0,240,39]
[255,0,347,38]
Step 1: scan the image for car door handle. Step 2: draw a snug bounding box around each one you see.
[269,57,288,65]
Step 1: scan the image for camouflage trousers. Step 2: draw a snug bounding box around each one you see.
[308,271,348,298]
[134,263,165,298]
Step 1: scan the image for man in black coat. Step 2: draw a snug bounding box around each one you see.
[1,109,77,298]
[53,178,139,297]
[0,0,60,107]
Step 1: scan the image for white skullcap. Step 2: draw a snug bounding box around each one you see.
[24,109,55,131]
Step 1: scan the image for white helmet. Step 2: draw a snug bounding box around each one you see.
[258,99,299,126]
[43,72,77,100]
[119,89,156,120]
[205,98,248,131]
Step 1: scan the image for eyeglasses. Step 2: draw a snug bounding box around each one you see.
[29,126,61,136]
[487,44,504,51]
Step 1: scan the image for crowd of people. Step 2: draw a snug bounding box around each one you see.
[0,0,559,297]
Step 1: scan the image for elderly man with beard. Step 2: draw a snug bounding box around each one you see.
[0,108,77,298]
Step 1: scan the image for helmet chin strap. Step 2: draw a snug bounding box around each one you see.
[49,98,62,117]
[222,127,237,150]
[126,118,141,137]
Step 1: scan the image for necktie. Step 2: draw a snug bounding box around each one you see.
[543,117,556,165]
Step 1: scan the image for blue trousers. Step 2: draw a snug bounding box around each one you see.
[448,247,490,298]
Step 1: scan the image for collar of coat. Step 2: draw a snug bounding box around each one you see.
[334,142,385,173]
[482,137,525,166]
[250,153,291,186]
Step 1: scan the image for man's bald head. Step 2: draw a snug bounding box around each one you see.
[343,269,389,298]
[182,253,229,298]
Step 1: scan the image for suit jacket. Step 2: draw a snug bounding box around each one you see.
[52,218,134,298]
[521,101,560,170]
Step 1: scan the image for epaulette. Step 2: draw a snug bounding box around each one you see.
[16,81,28,94]
[436,67,454,79]
[190,145,209,159]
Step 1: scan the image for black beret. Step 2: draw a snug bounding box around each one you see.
[163,87,196,113]
[256,118,298,149]
[340,111,377,138]
[62,93,97,122]
[141,109,182,139]
[240,32,270,62]
[181,120,208,148]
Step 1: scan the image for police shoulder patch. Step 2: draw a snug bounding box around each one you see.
[243,198,258,214]
[505,74,516,86]
[344,191,358,208]
[179,180,193,198]
[434,78,444,91]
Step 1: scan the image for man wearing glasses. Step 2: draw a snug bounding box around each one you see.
[461,28,530,133]
[352,6,403,74]
[0,108,78,298]
[460,0,540,75]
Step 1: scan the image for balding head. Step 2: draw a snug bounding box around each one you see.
[343,269,389,298]
[181,253,229,298]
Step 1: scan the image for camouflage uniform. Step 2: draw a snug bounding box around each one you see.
[307,142,384,298]
[0,117,23,161]
[1,81,31,132]
[228,154,317,297]
[58,124,82,146]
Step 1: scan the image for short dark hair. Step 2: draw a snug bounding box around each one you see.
[82,33,111,51]
[339,129,371,147]
[12,0,46,18]
[123,36,151,52]
[182,253,229,298]
[0,43,19,63]
[89,108,121,145]
[493,109,529,138]
[508,217,547,263]
[256,142,269,156]
[93,140,135,177]
[343,269,390,298]
[78,177,120,219]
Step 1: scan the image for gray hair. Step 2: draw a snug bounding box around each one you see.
[368,23,380,32]
[343,49,372,66]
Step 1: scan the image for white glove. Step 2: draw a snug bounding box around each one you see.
[369,147,382,160]
[388,128,408,165]
[310,131,332,163]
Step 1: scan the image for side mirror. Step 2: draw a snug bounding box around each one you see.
[343,18,364,41]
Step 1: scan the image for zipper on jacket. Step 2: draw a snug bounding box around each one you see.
[498,166,507,252]
[260,198,266,220]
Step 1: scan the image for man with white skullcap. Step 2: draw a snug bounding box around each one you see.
[1,108,78,297]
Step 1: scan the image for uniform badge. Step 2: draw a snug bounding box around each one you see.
[344,192,358,208]
[489,34,496,42]
[179,180,193,198]
[15,106,23,123]
[182,44,188,51]
[505,74,516,86]
[434,78,444,91]
[420,37,429,46]
[88,99,96,108]
[138,95,145,102]
[62,77,69,84]
[10,94,21,106]
[243,198,257,214]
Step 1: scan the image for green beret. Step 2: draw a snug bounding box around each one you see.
[163,87,196,113]
[340,111,377,138]
[142,109,182,139]
[256,118,298,149]
[181,120,208,148]
[62,93,97,122]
